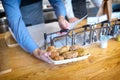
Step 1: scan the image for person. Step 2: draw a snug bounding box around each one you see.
[63,0,79,23]
[68,0,120,19]
[72,0,87,19]
[1,0,69,63]
[63,0,89,23]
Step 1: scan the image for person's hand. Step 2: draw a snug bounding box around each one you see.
[68,17,79,23]
[32,48,52,63]
[58,16,70,30]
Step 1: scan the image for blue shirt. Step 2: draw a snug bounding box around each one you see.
[1,0,66,53]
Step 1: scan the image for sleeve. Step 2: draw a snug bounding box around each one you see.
[1,0,38,54]
[63,0,75,18]
[48,0,66,18]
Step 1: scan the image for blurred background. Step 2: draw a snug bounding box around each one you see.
[0,0,99,22]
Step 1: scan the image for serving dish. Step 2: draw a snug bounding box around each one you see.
[48,53,90,65]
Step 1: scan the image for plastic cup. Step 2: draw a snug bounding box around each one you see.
[100,40,108,48]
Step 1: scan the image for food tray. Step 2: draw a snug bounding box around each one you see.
[48,53,91,65]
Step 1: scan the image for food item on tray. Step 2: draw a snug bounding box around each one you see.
[62,51,78,59]
[47,46,57,52]
[70,44,80,51]
[76,48,87,56]
[57,46,70,54]
[47,45,88,61]
[54,56,64,60]
[50,51,60,59]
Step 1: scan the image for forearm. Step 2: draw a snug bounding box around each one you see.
[49,0,66,18]
[2,0,38,53]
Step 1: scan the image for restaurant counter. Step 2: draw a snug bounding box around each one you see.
[0,19,120,80]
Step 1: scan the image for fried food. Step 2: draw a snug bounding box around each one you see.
[57,46,70,54]
[76,48,87,56]
[54,56,64,60]
[47,46,57,52]
[47,45,88,61]
[62,51,78,59]
[70,44,80,51]
[50,51,60,59]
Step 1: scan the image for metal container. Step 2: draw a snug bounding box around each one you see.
[0,17,8,33]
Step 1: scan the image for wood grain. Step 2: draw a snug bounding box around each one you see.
[0,20,120,80]
[0,33,120,80]
[0,34,12,75]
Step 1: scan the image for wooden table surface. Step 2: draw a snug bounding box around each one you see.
[0,20,120,80]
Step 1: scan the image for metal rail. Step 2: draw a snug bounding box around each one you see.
[43,19,120,49]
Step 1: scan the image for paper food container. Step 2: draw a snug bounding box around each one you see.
[48,53,91,65]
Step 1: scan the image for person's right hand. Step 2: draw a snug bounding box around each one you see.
[58,16,70,30]
[32,48,52,63]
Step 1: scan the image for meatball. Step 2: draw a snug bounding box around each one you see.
[70,44,80,51]
[50,51,60,59]
[54,56,64,60]
[62,51,78,59]
[47,46,57,52]
[76,48,87,56]
[57,46,70,54]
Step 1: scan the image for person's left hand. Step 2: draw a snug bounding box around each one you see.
[68,17,79,23]
[32,48,52,63]
[58,16,70,30]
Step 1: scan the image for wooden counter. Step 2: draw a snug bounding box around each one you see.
[0,20,120,80]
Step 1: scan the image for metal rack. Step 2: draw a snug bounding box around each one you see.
[43,19,120,49]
